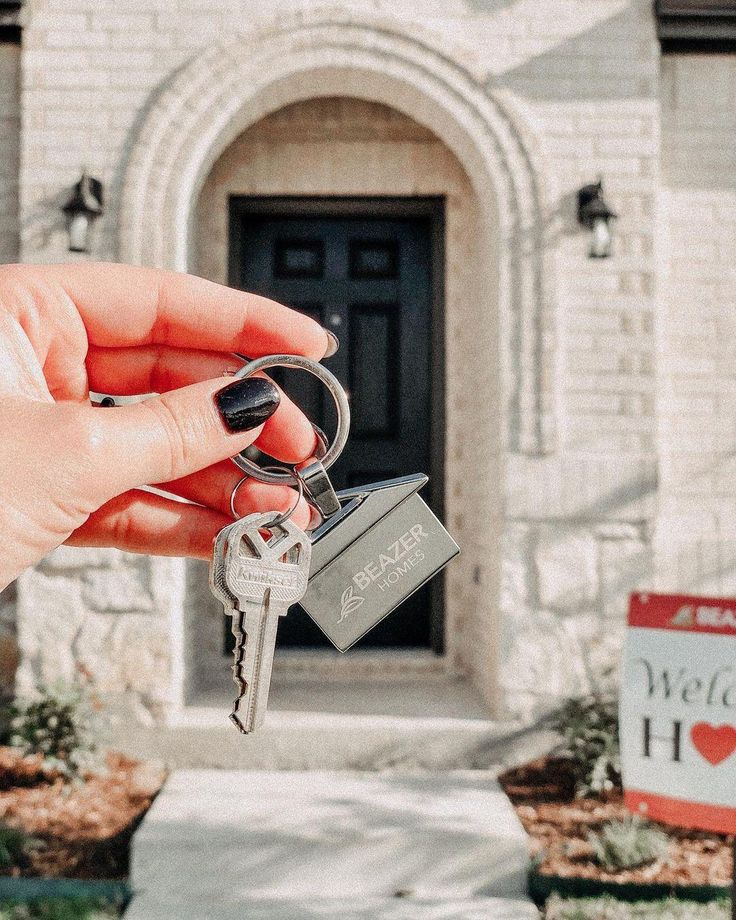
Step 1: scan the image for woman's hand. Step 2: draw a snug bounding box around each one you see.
[0,263,332,589]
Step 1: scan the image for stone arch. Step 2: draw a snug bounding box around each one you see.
[118,13,554,455]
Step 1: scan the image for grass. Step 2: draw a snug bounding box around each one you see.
[0,899,121,920]
[544,895,732,920]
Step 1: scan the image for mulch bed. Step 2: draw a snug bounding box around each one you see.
[0,747,165,880]
[498,756,732,888]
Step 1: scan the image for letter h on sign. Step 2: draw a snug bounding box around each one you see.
[642,717,682,763]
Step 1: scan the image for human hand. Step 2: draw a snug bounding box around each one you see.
[0,263,333,589]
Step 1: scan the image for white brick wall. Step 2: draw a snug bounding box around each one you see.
[0,43,20,266]
[9,0,672,724]
[17,0,660,455]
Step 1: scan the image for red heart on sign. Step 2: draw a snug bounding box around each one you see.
[690,723,736,766]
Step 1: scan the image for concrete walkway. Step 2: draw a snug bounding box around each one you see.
[124,770,539,919]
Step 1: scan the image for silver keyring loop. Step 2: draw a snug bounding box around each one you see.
[230,355,350,485]
[229,467,305,528]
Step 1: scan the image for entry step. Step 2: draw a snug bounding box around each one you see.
[116,676,555,770]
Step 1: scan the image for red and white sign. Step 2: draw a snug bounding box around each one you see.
[620,592,736,834]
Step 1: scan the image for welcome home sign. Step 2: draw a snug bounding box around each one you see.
[620,592,736,834]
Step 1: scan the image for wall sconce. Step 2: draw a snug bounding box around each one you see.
[577,179,617,258]
[62,172,104,253]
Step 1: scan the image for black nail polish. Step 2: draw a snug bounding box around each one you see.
[215,377,280,433]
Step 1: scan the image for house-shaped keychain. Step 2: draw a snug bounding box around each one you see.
[301,474,459,651]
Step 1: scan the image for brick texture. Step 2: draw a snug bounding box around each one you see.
[5,0,713,727]
[657,54,736,593]
[0,44,20,265]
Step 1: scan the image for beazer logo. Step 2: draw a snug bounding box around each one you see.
[337,524,430,625]
[671,604,736,629]
[670,606,694,627]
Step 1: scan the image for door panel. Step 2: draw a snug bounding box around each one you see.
[349,303,399,438]
[228,200,438,648]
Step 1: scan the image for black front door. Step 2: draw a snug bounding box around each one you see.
[228,197,441,649]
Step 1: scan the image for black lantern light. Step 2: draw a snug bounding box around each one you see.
[62,172,104,253]
[577,179,617,259]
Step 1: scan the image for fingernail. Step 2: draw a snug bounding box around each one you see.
[323,330,339,358]
[215,377,280,433]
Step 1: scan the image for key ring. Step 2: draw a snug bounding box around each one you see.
[230,355,350,485]
[229,465,305,529]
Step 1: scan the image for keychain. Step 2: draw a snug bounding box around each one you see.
[210,354,459,733]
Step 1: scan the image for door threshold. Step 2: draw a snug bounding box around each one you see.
[192,649,450,696]
[186,666,488,722]
[270,647,446,681]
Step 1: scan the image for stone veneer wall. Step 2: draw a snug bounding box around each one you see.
[12,0,664,723]
[16,547,184,724]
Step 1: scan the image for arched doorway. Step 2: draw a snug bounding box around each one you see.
[118,16,552,712]
[185,97,482,695]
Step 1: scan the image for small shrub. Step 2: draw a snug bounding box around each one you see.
[9,683,98,780]
[550,693,621,797]
[544,895,730,920]
[0,822,38,871]
[589,816,670,872]
[0,702,16,747]
[0,898,120,920]
[545,894,631,920]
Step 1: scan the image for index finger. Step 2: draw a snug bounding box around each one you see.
[41,263,331,359]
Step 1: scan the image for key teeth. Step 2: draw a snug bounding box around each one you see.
[229,708,249,735]
[229,611,251,732]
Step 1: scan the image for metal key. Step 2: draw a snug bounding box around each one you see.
[209,520,238,612]
[210,512,311,734]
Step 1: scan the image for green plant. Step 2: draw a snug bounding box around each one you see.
[9,683,98,780]
[0,823,38,871]
[550,693,621,797]
[545,895,631,920]
[0,899,120,920]
[588,816,670,873]
[544,895,730,920]
[0,701,16,747]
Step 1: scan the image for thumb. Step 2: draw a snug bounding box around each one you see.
[91,376,279,498]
